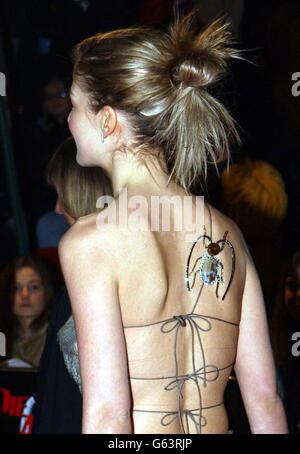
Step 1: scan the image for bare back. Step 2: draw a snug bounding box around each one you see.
[61,186,286,434]
[114,198,247,434]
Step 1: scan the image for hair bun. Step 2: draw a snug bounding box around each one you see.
[169,15,240,89]
[172,55,222,88]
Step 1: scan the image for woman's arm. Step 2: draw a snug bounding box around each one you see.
[59,226,132,434]
[234,251,288,434]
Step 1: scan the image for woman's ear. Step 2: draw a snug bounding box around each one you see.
[101,106,117,139]
[55,197,63,215]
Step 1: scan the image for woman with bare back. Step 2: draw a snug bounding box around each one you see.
[58,15,288,434]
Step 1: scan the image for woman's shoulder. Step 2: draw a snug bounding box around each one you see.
[60,211,112,244]
[58,208,132,267]
[206,203,248,248]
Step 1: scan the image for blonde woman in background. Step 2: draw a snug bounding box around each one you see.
[59,16,288,434]
[33,136,112,433]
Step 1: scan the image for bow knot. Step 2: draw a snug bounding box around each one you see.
[161,313,212,334]
[161,409,207,432]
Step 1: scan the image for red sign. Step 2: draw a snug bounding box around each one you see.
[0,387,33,433]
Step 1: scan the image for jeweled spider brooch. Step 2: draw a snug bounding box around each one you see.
[185,228,235,300]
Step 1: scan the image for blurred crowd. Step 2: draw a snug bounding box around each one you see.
[0,0,299,433]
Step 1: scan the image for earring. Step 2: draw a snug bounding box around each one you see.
[100,129,104,143]
[100,114,109,143]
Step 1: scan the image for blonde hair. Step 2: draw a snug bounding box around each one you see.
[47,136,113,219]
[73,15,241,191]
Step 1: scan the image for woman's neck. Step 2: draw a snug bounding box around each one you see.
[110,151,175,197]
[17,317,34,339]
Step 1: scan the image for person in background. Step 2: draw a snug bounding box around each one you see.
[33,136,112,434]
[23,77,72,248]
[270,249,300,433]
[220,155,288,315]
[0,255,59,368]
[283,251,300,322]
